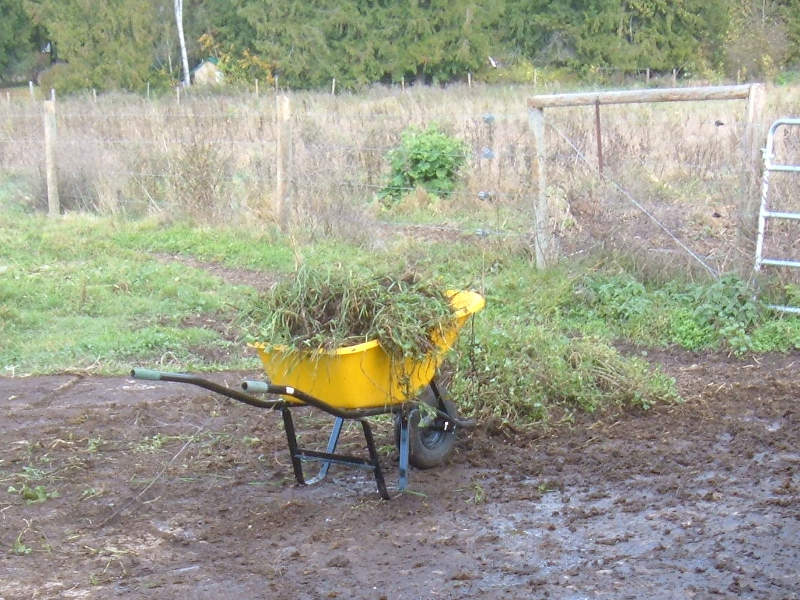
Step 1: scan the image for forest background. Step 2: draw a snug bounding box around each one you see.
[1,0,799,94]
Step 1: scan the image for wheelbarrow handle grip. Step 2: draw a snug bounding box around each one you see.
[241,380,270,393]
[131,368,169,381]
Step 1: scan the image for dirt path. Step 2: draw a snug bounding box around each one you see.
[1,350,798,599]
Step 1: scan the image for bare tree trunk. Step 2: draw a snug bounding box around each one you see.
[174,0,190,87]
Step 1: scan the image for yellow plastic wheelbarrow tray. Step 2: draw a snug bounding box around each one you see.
[249,290,485,409]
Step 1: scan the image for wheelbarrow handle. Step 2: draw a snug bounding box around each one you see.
[130,368,282,410]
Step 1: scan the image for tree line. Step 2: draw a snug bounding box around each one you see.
[2,0,798,94]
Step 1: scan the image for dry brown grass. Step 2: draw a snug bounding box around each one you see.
[1,83,798,280]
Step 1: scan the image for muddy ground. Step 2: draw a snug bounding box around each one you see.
[0,349,798,599]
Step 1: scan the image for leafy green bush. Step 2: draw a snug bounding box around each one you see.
[690,275,760,353]
[750,318,800,352]
[668,306,715,350]
[575,273,652,322]
[782,283,800,307]
[565,270,781,354]
[379,125,468,204]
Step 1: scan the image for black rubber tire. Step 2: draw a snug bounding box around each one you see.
[395,384,458,469]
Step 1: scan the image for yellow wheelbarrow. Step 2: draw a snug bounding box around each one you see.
[132,290,484,499]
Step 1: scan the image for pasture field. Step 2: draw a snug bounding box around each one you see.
[1,82,799,283]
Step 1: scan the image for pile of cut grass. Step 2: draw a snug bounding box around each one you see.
[242,266,454,359]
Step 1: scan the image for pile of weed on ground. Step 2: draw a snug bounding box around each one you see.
[449,318,681,427]
[241,266,454,359]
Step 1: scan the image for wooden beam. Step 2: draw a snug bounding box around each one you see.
[528,84,752,109]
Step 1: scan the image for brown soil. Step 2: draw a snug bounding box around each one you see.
[1,349,798,599]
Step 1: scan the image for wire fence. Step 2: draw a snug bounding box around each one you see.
[1,85,798,281]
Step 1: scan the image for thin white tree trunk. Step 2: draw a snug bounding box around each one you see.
[175,0,190,87]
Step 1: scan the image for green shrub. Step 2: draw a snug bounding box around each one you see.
[668,306,715,350]
[576,273,652,322]
[379,125,468,204]
[691,275,760,353]
[751,318,800,352]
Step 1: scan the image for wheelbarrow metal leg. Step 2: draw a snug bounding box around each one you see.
[360,419,390,500]
[397,413,411,492]
[281,406,306,486]
[281,407,389,500]
[304,416,344,485]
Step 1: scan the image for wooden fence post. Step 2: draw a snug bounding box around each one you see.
[745,83,766,177]
[43,100,60,216]
[739,83,767,247]
[594,99,603,174]
[275,94,292,231]
[528,106,551,270]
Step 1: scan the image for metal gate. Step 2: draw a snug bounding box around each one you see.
[754,118,800,314]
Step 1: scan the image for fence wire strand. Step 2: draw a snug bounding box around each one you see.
[548,122,720,279]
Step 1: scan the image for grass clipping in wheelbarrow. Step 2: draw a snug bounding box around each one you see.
[244,267,455,360]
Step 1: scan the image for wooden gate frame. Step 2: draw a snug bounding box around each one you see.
[527,84,766,270]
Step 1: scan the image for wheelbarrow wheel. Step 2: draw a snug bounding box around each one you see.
[395,384,458,469]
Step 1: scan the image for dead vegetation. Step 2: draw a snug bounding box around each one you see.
[1,84,798,279]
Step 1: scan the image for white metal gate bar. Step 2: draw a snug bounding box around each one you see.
[754,118,800,314]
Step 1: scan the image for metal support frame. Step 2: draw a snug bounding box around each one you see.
[754,118,800,314]
[281,408,390,500]
[397,414,411,491]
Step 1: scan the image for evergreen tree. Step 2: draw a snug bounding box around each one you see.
[24,0,163,92]
[369,0,503,84]
[782,0,800,66]
[206,0,501,90]
[0,0,46,82]
[503,0,728,78]
[10,0,796,93]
